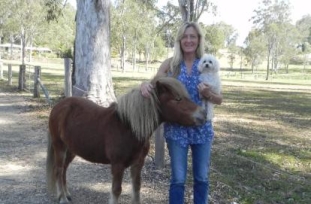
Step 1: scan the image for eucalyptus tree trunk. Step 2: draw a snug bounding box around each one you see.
[10,35,14,60]
[266,50,271,80]
[178,0,206,22]
[121,35,125,72]
[179,0,190,22]
[251,59,255,74]
[0,36,2,60]
[21,27,26,65]
[73,0,116,107]
[132,29,137,71]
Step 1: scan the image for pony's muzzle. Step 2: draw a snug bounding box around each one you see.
[193,107,207,125]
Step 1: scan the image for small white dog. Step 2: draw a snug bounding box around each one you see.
[198,54,221,120]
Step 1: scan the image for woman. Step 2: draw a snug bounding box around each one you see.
[141,22,223,204]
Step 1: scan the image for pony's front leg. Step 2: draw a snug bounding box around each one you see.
[130,163,143,204]
[109,164,125,204]
[130,143,149,204]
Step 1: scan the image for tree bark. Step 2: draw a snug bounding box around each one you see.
[73,0,116,107]
[266,52,270,80]
[179,0,189,22]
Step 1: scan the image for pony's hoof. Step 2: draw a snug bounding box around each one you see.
[67,196,72,201]
[59,197,70,204]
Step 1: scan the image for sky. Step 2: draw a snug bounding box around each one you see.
[69,0,310,46]
[200,0,311,45]
[160,0,311,45]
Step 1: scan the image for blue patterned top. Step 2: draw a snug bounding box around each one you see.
[164,59,214,147]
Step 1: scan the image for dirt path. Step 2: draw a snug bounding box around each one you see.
[0,90,170,204]
[0,91,52,204]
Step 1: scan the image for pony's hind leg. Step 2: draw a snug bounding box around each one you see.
[54,146,70,204]
[46,133,56,195]
[47,132,70,204]
[109,164,125,204]
[63,150,76,201]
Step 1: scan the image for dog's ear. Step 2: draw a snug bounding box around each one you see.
[199,54,209,70]
[198,59,203,72]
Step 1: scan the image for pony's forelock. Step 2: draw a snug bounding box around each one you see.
[116,77,189,141]
[153,77,189,99]
[116,87,159,141]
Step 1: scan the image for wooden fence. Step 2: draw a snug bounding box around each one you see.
[0,58,72,104]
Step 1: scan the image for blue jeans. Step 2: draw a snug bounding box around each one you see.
[166,139,213,204]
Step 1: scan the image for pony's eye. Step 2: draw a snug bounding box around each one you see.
[175,97,182,101]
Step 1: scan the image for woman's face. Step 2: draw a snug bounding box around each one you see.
[180,26,199,54]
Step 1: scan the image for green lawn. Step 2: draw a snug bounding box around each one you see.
[1,58,310,203]
[210,82,311,203]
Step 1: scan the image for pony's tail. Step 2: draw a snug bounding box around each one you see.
[46,131,56,194]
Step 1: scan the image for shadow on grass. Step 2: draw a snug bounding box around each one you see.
[221,86,311,128]
[210,84,311,203]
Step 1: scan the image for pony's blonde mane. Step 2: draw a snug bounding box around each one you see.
[116,77,189,141]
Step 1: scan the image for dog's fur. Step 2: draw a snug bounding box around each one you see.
[198,54,221,120]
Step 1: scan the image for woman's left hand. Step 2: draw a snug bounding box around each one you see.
[197,82,212,99]
[198,82,223,105]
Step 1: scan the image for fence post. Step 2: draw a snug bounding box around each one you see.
[37,78,51,105]
[154,124,165,168]
[18,65,26,91]
[33,66,41,98]
[8,64,12,85]
[0,61,3,79]
[64,58,72,97]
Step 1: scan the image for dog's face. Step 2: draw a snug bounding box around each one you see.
[198,54,220,73]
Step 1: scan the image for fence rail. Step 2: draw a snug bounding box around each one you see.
[0,58,72,105]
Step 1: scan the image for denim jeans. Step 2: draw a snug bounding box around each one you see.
[166,139,213,204]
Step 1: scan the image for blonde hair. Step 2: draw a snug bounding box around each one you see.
[117,76,190,141]
[170,22,205,77]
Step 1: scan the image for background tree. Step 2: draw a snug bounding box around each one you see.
[227,44,239,69]
[296,15,311,70]
[222,24,238,48]
[0,0,75,61]
[11,0,46,64]
[178,0,216,22]
[252,0,291,80]
[221,23,238,68]
[38,4,75,58]
[111,0,132,71]
[244,29,266,73]
[203,23,226,55]
[296,15,311,51]
[0,0,45,63]
[111,0,163,71]
[276,23,300,73]
[0,0,12,59]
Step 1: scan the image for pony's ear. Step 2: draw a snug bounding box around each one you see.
[155,81,169,95]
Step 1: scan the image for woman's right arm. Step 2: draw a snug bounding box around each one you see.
[140,58,171,97]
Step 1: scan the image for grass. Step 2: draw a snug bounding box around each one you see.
[1,58,311,203]
[210,82,311,203]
